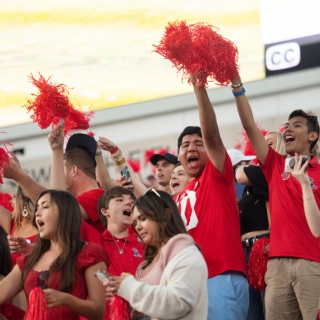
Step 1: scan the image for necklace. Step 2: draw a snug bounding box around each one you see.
[112,235,128,254]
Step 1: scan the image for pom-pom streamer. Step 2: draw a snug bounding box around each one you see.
[25,73,94,134]
[110,296,130,320]
[25,287,47,320]
[248,237,269,290]
[127,159,141,173]
[153,21,239,87]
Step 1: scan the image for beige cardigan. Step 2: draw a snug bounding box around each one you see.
[118,243,208,320]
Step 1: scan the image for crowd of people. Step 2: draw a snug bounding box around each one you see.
[0,68,319,320]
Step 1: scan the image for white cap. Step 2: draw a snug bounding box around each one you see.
[227,149,256,166]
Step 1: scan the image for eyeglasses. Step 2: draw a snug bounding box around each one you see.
[38,270,50,290]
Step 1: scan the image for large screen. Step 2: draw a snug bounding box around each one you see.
[1,0,319,127]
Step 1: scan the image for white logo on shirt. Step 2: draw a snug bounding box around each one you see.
[178,190,198,231]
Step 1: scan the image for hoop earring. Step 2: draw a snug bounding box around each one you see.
[22,205,29,217]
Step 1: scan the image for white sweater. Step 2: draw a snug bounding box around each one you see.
[118,245,208,320]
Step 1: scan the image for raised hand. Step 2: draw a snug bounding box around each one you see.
[289,153,309,187]
[48,119,65,151]
[97,137,117,152]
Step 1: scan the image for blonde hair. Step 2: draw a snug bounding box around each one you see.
[266,131,286,156]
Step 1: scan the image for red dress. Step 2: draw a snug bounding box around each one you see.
[16,242,110,320]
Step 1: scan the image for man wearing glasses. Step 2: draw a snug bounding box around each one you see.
[175,73,249,320]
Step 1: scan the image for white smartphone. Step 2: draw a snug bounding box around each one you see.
[94,270,109,283]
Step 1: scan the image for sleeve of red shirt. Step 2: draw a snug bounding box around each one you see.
[80,220,103,247]
[260,147,283,182]
[77,189,105,233]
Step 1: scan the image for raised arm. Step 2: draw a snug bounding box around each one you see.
[95,151,119,190]
[48,121,66,190]
[3,158,45,204]
[98,137,147,197]
[190,74,225,173]
[231,75,269,164]
[291,154,320,237]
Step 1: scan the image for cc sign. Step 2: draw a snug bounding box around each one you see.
[266,42,301,71]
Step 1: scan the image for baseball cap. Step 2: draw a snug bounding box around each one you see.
[150,152,178,166]
[227,149,256,166]
[65,133,97,166]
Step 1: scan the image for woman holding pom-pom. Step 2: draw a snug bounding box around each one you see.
[0,189,109,320]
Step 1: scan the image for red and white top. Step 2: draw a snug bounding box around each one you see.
[175,151,246,278]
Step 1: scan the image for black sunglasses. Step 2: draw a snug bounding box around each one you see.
[38,270,50,290]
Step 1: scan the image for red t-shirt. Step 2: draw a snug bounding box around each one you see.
[175,151,246,278]
[261,147,320,261]
[100,230,144,320]
[100,229,144,276]
[77,188,105,233]
[80,220,103,247]
[16,242,109,320]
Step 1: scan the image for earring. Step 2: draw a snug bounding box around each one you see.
[22,205,29,217]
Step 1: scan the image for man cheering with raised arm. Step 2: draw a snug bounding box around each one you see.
[175,74,248,320]
[231,73,320,320]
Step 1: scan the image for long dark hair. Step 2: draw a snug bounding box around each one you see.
[133,190,187,269]
[0,226,11,276]
[22,190,85,292]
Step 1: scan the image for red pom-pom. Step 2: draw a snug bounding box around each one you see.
[25,73,95,134]
[156,147,167,155]
[144,149,155,164]
[0,192,13,211]
[236,126,268,165]
[248,237,269,290]
[153,21,239,87]
[24,74,72,129]
[279,124,285,133]
[127,159,141,173]
[0,145,11,185]
[25,287,47,320]
[52,109,94,135]
[110,296,130,320]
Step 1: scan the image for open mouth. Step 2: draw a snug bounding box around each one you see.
[285,135,295,143]
[171,181,180,188]
[188,156,199,167]
[37,220,44,229]
[123,209,131,217]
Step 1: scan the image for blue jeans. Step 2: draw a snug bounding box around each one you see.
[207,271,249,320]
[244,247,265,320]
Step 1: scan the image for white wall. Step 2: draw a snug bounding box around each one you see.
[1,67,320,193]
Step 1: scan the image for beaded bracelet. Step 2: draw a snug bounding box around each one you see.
[110,152,123,161]
[231,83,243,88]
[114,157,126,166]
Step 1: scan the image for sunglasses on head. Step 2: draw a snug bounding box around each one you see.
[144,187,161,198]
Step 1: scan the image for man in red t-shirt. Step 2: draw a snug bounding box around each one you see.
[175,74,248,320]
[232,74,320,319]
